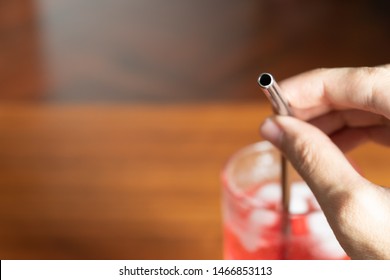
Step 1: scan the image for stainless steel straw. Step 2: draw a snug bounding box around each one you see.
[257,73,293,239]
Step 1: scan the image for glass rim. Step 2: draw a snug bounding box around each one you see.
[221,141,320,216]
[222,141,275,209]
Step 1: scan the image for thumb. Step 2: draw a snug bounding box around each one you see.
[260,116,363,209]
[260,116,390,260]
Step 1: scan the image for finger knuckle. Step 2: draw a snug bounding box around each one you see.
[347,67,388,112]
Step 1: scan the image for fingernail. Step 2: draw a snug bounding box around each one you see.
[260,118,283,147]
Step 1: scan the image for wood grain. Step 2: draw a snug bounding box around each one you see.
[0,103,266,259]
[0,103,389,259]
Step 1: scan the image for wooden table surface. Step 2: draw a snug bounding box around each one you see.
[1,0,390,259]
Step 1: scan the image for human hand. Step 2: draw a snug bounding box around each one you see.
[260,66,390,259]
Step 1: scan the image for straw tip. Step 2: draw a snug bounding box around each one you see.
[257,73,274,88]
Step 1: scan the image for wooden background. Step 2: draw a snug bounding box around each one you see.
[0,0,390,259]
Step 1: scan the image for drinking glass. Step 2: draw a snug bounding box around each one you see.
[221,141,349,260]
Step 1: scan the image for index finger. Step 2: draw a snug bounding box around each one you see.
[280,65,390,120]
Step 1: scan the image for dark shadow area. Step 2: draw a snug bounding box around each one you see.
[0,0,389,103]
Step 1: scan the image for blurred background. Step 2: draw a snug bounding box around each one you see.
[0,0,390,259]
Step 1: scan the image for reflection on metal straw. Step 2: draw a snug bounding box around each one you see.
[258,73,293,251]
[257,73,292,116]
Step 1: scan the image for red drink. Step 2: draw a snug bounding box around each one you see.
[222,142,349,260]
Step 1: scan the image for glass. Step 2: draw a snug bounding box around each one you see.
[221,141,349,260]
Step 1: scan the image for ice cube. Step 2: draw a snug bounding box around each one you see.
[249,209,278,227]
[291,181,312,200]
[228,209,278,253]
[255,183,281,204]
[290,182,321,214]
[290,197,309,214]
[241,209,278,251]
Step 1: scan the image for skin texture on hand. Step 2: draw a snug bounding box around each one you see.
[260,66,390,260]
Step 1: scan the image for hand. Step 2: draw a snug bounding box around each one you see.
[260,66,390,259]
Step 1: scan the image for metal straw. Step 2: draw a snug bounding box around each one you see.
[257,73,293,241]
